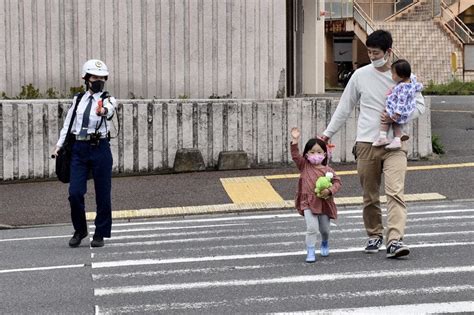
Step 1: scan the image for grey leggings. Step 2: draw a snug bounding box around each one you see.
[304,209,330,247]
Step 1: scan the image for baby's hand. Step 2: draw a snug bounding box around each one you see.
[291,127,301,140]
[391,113,401,121]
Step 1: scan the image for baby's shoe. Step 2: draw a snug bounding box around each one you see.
[372,137,390,147]
[385,138,401,150]
[306,246,316,263]
[320,240,329,257]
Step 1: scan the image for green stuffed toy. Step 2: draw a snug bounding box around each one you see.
[315,172,333,199]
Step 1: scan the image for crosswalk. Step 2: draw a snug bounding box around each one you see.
[91,200,474,314]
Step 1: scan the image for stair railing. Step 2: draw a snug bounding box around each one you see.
[384,0,420,21]
[439,0,473,44]
[353,1,403,60]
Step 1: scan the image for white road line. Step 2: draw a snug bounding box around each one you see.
[103,206,474,227]
[91,241,474,269]
[102,228,474,247]
[0,234,73,242]
[93,265,474,296]
[274,301,474,314]
[109,223,247,234]
[2,212,471,243]
[92,263,286,280]
[94,287,474,313]
[0,264,85,274]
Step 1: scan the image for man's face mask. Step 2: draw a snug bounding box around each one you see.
[88,80,105,93]
[371,52,389,68]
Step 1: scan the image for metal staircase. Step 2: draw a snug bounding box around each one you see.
[329,0,473,82]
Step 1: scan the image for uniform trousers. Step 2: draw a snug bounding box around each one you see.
[69,139,112,237]
[355,142,407,244]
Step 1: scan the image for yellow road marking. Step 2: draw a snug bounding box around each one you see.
[265,162,474,180]
[220,176,284,204]
[85,193,446,221]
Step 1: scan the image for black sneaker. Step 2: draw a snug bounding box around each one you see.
[69,231,88,248]
[386,240,410,258]
[91,235,104,248]
[364,237,383,253]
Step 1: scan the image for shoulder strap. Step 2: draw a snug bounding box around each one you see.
[66,92,84,137]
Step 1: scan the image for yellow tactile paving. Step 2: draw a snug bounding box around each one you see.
[85,193,446,221]
[220,176,285,204]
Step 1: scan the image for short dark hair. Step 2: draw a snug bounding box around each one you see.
[303,138,328,166]
[366,30,393,52]
[392,59,411,79]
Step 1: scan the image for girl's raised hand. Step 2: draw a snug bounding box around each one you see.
[291,127,300,140]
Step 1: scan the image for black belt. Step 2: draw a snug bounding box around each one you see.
[74,134,106,141]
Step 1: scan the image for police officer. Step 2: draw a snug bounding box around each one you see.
[52,59,116,248]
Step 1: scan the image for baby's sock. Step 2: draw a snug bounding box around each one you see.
[379,131,387,138]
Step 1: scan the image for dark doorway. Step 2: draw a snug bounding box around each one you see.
[286,0,303,97]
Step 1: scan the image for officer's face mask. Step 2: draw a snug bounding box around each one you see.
[88,80,105,94]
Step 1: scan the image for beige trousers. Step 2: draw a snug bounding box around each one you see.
[355,142,407,244]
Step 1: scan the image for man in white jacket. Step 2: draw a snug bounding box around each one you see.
[321,30,425,258]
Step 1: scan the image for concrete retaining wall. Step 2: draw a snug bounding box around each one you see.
[0,97,432,181]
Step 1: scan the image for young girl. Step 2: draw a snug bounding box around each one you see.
[291,127,342,263]
[372,59,423,150]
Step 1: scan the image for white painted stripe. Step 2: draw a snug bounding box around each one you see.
[0,234,72,242]
[91,241,474,269]
[92,263,284,280]
[274,301,474,315]
[102,206,473,229]
[108,226,300,241]
[94,265,474,295]
[110,223,247,234]
[100,206,474,228]
[90,237,472,260]
[94,287,474,313]
[99,213,299,227]
[0,264,85,274]
[102,227,474,247]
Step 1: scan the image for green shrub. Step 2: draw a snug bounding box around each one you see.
[432,134,445,155]
[424,79,474,95]
[17,84,41,99]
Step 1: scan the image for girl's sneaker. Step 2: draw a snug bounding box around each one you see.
[372,137,390,147]
[306,246,316,263]
[320,241,329,257]
[385,138,401,150]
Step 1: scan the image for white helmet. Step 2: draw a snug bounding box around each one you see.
[81,59,109,79]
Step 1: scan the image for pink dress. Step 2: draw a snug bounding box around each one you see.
[291,143,342,219]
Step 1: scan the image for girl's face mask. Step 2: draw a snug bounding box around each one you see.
[306,153,325,165]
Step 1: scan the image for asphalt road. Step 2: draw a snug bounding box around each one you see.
[0,96,473,228]
[0,199,473,314]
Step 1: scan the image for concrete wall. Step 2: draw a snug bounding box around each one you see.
[0,97,432,181]
[0,0,286,100]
